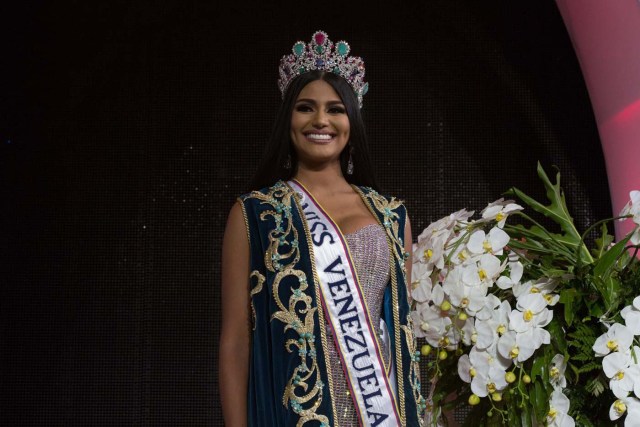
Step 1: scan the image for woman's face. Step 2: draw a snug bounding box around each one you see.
[290,79,350,169]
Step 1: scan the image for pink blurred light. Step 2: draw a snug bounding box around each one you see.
[556,0,640,242]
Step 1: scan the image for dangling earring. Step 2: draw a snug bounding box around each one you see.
[347,146,354,175]
[284,154,292,170]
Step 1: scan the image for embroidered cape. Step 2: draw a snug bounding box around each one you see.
[238,181,425,426]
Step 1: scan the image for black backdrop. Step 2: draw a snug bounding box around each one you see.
[2,1,611,425]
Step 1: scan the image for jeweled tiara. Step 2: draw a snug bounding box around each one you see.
[277,30,369,108]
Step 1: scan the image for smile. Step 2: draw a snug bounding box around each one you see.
[304,132,336,143]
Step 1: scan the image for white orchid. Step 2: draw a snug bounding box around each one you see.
[593,323,634,357]
[496,260,523,290]
[467,227,510,256]
[622,297,640,335]
[475,294,501,321]
[547,389,575,427]
[464,345,510,397]
[509,293,553,334]
[413,234,447,275]
[480,198,524,228]
[411,302,451,345]
[512,277,560,306]
[619,190,640,245]
[410,184,640,425]
[497,328,549,364]
[460,316,477,346]
[603,351,638,399]
[412,285,457,348]
[461,253,503,288]
[610,396,640,426]
[458,354,475,384]
[471,344,511,372]
[475,300,511,350]
[411,262,432,303]
[443,268,488,316]
[416,208,472,246]
[498,294,552,362]
[549,354,568,390]
[620,191,640,223]
[470,364,509,398]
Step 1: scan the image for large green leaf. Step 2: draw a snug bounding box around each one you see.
[507,163,593,264]
[508,224,580,250]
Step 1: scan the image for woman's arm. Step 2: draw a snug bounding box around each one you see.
[219,201,251,426]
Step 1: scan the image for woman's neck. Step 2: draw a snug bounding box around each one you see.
[292,165,351,197]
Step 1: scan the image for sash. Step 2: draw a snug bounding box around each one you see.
[288,180,401,427]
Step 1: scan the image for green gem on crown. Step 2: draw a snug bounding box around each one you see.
[314,45,324,54]
[336,41,350,56]
[293,42,305,57]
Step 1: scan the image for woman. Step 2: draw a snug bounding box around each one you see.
[220,31,425,427]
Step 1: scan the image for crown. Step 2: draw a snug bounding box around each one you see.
[278,30,369,108]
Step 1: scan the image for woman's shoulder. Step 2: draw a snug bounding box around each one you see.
[238,180,291,201]
[237,181,298,216]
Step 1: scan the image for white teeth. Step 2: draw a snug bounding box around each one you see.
[306,134,332,140]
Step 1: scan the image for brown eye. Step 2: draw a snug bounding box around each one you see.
[295,104,313,112]
[329,106,346,114]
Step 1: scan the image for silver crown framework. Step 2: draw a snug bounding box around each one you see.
[278,30,369,108]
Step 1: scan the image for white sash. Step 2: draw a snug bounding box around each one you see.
[288,180,401,427]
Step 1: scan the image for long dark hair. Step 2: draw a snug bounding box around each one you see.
[249,70,380,191]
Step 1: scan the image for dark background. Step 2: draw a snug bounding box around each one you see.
[1,1,610,425]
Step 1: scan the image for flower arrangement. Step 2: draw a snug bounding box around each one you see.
[412,164,640,426]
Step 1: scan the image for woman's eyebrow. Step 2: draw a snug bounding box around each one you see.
[295,98,344,105]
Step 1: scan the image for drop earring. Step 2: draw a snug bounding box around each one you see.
[347,146,354,175]
[284,154,292,170]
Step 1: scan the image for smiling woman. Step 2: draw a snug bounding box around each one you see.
[290,80,351,169]
[248,68,378,192]
[219,31,427,426]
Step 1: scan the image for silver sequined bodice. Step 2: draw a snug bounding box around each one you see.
[327,223,391,426]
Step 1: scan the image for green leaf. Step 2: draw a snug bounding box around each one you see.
[570,353,592,361]
[591,274,622,310]
[506,392,520,426]
[506,163,593,264]
[531,356,547,382]
[509,224,580,250]
[521,399,533,427]
[585,300,604,318]
[547,318,568,353]
[578,361,602,374]
[586,377,606,396]
[592,222,614,259]
[532,381,550,422]
[560,289,577,326]
[569,362,580,383]
[593,233,632,278]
